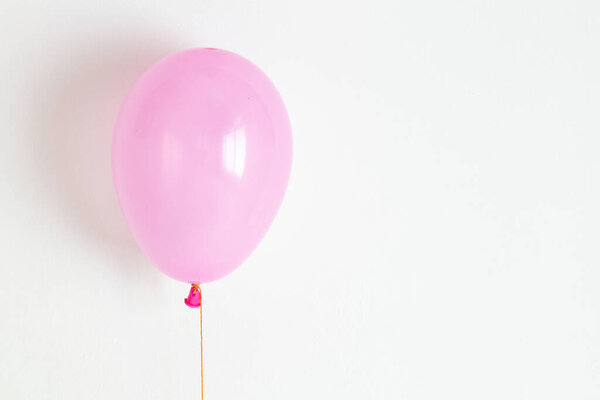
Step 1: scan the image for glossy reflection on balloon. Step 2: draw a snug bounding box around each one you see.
[112,48,292,283]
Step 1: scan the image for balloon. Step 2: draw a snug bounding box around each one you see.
[112,48,292,284]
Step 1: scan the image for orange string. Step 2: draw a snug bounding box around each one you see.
[192,284,204,400]
[200,291,203,400]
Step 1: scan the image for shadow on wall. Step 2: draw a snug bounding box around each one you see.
[29,32,182,281]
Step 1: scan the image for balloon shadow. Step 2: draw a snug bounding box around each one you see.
[29,32,183,281]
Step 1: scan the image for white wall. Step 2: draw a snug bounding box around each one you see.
[2,1,600,399]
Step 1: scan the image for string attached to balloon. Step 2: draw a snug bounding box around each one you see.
[184,285,203,399]
[199,292,203,400]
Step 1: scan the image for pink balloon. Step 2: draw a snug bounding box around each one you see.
[112,48,292,284]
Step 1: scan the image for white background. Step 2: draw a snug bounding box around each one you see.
[1,1,600,399]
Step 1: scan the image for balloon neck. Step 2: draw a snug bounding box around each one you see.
[184,284,202,308]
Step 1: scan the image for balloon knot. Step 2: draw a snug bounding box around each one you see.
[184,284,202,308]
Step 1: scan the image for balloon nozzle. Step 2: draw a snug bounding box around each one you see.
[184,284,202,308]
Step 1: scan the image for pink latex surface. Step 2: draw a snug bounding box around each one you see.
[112,48,292,283]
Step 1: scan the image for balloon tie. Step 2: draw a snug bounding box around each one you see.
[184,284,203,399]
